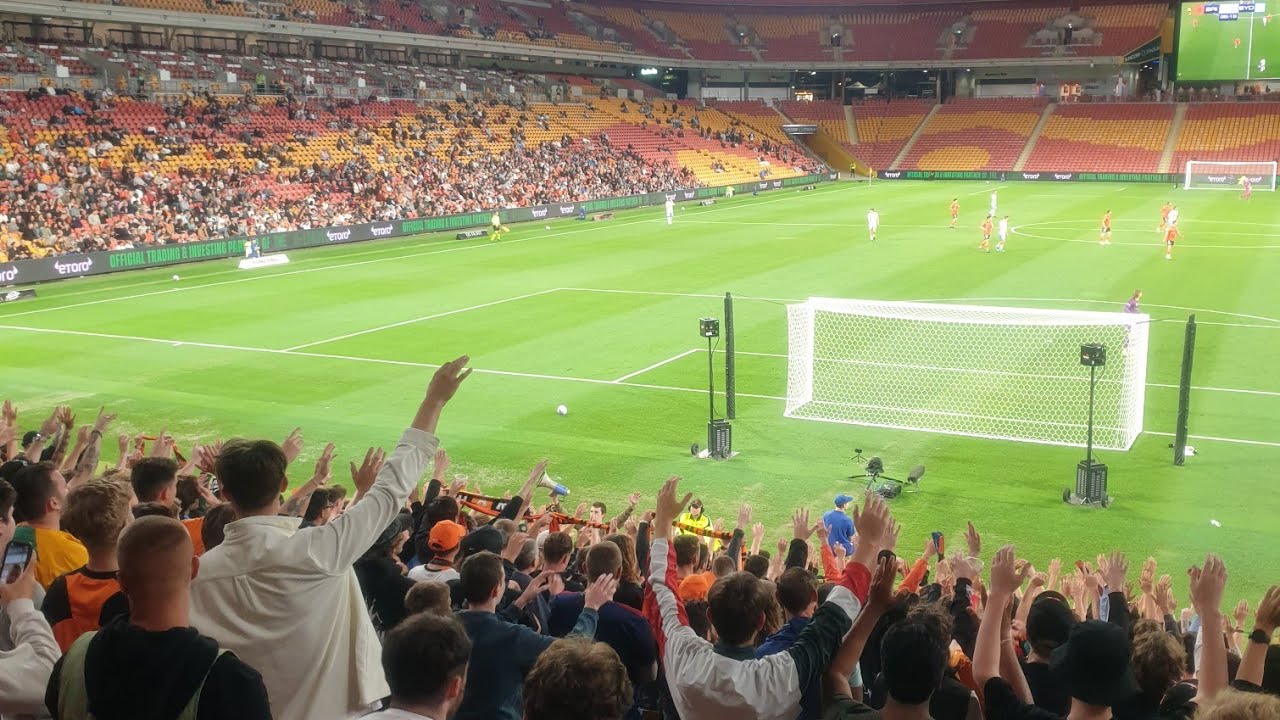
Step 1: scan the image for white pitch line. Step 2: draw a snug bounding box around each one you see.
[282,289,563,352]
[1,180,853,320]
[0,218,652,320]
[562,287,802,303]
[1,322,1276,449]
[967,185,1006,196]
[612,349,701,383]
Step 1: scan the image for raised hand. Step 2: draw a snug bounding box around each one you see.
[502,531,529,562]
[950,551,981,582]
[350,447,386,496]
[1188,554,1227,618]
[0,425,14,449]
[573,501,588,519]
[425,355,473,406]
[653,476,692,540]
[311,442,335,486]
[92,407,116,433]
[737,503,752,530]
[583,573,620,611]
[448,475,468,496]
[1234,599,1250,631]
[520,459,550,503]
[1100,551,1127,591]
[867,553,897,611]
[39,409,61,437]
[628,492,642,508]
[1047,557,1063,589]
[431,447,451,481]
[712,518,724,534]
[281,427,304,465]
[964,520,982,558]
[791,508,812,540]
[751,522,764,542]
[1140,556,1157,594]
[851,491,891,549]
[1255,586,1280,636]
[923,535,938,560]
[1,399,16,427]
[55,405,76,430]
[989,545,1027,598]
[884,518,900,552]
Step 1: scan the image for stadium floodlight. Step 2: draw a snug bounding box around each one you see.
[1184,160,1277,191]
[784,298,1150,450]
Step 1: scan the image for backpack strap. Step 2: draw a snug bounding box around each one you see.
[57,631,98,720]
[177,649,231,720]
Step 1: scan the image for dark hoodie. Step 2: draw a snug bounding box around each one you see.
[45,617,272,720]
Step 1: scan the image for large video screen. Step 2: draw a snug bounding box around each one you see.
[1176,1,1280,80]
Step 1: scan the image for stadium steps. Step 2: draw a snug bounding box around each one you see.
[844,105,858,144]
[1158,103,1188,174]
[890,102,941,169]
[1013,103,1056,172]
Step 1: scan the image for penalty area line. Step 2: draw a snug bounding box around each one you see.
[1,323,1276,449]
[612,349,701,383]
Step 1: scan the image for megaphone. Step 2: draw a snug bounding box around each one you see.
[537,471,570,497]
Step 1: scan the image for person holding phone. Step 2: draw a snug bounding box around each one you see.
[0,477,61,716]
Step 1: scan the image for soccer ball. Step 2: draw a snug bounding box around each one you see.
[556,404,568,416]
[172,275,180,281]
[545,225,551,230]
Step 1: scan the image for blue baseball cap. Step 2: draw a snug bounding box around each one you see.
[834,494,853,508]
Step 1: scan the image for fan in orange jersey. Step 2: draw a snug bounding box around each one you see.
[949,198,960,229]
[979,214,993,252]
[1100,210,1113,246]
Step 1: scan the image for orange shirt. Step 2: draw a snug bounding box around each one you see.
[42,566,129,652]
[183,517,206,556]
[950,201,959,216]
[981,219,993,233]
[1103,213,1111,229]
[1161,203,1172,219]
[31,526,89,590]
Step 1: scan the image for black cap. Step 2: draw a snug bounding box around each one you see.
[1027,593,1075,649]
[372,512,411,550]
[1049,620,1139,707]
[459,525,504,559]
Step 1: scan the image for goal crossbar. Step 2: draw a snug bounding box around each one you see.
[1184,160,1277,191]
[785,298,1150,450]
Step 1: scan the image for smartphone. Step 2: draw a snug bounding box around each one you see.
[931,531,945,559]
[2,540,33,584]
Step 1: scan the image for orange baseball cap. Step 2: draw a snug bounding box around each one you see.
[678,573,711,602]
[428,520,467,553]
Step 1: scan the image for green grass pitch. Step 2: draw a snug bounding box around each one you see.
[1177,2,1280,81]
[3,180,1279,600]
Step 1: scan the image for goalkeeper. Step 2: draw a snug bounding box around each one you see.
[490,210,510,242]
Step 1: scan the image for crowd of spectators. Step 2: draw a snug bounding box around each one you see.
[0,90,698,261]
[2,361,1277,720]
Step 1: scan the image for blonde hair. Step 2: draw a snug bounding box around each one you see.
[63,480,132,551]
[1196,689,1280,720]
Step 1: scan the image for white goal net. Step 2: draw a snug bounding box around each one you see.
[785,299,1150,450]
[1184,160,1277,191]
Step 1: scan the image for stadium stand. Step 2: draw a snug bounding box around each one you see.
[1024,103,1173,173]
[1169,102,1280,172]
[846,99,934,171]
[899,97,1046,171]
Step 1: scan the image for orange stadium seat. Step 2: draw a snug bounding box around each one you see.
[847,99,935,170]
[1025,103,1173,173]
[1170,103,1280,171]
[900,98,1045,171]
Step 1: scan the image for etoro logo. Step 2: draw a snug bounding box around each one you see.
[326,229,352,242]
[1207,175,1228,182]
[54,257,93,275]
[1022,173,1041,180]
[0,265,16,283]
[1054,173,1074,180]
[681,191,695,200]
[370,224,394,237]
[531,208,549,218]
[882,171,902,179]
[559,205,576,214]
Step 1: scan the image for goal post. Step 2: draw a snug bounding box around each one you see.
[785,298,1150,450]
[1183,160,1277,191]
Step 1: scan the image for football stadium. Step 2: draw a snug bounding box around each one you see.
[1,0,1279,717]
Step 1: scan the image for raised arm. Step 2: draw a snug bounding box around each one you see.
[1236,586,1279,687]
[308,357,470,573]
[826,554,895,703]
[1190,554,1229,704]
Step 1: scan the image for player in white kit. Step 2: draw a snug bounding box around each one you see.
[996,215,1009,252]
[867,208,879,242]
[665,197,675,225]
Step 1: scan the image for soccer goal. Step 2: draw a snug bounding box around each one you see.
[1183,160,1277,191]
[785,299,1150,450]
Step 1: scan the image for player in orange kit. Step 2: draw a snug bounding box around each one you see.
[1163,223,1180,260]
[949,198,960,229]
[1158,201,1173,234]
[1100,210,1112,246]
[979,214,993,252]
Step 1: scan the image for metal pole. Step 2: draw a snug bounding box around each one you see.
[707,335,715,424]
[1086,364,1096,469]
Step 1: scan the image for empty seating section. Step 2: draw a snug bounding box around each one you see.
[577,5,678,56]
[1077,4,1167,56]
[747,14,832,61]
[901,98,1045,171]
[958,7,1062,59]
[1170,103,1280,171]
[646,9,745,59]
[1025,104,1172,172]
[780,100,852,151]
[848,100,933,170]
[838,11,956,61]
